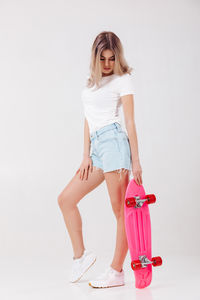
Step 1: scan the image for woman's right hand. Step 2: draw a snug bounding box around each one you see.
[76,156,93,181]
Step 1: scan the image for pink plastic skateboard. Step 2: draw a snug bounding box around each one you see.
[124,179,162,289]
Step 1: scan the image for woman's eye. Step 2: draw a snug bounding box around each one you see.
[100,58,115,61]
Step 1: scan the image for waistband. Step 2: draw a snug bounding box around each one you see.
[90,122,121,140]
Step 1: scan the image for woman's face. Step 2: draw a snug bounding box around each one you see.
[100,49,115,76]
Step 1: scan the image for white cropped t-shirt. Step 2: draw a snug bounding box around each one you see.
[81,73,135,135]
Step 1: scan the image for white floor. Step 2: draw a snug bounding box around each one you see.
[1,254,199,300]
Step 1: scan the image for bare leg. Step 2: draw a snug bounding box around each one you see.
[58,167,105,259]
[104,169,130,272]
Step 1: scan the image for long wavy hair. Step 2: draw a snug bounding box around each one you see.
[86,31,133,88]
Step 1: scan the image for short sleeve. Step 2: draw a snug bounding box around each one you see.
[118,73,135,97]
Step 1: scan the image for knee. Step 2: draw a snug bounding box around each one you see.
[57,193,69,209]
[112,203,124,219]
[57,192,76,211]
[57,193,64,208]
[114,210,124,220]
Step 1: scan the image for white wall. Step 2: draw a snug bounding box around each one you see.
[0,0,199,264]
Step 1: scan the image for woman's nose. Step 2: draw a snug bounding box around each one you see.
[105,60,110,67]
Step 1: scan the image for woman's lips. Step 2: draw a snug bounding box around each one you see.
[104,68,110,70]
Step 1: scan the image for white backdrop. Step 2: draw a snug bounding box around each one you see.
[0,0,200,297]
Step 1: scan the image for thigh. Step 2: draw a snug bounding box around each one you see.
[104,170,130,215]
[58,167,105,207]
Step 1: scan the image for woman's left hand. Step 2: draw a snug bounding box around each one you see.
[132,159,143,185]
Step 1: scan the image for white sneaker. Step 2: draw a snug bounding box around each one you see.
[88,266,125,288]
[69,249,97,283]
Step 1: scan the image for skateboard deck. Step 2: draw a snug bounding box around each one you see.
[124,179,162,289]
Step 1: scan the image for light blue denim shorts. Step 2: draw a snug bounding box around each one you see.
[90,122,132,177]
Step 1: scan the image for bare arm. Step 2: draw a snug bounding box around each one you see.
[121,94,140,161]
[76,118,92,180]
[83,118,91,158]
[121,94,142,185]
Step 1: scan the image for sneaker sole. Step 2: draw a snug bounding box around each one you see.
[70,257,97,283]
[88,282,125,288]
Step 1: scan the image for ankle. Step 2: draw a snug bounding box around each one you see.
[110,264,123,272]
[73,248,85,259]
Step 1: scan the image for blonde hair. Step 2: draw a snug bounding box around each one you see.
[86,31,133,88]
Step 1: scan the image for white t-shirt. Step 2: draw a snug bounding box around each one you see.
[81,73,135,135]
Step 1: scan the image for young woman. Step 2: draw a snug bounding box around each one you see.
[58,31,142,288]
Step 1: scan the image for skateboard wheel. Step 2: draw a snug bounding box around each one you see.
[126,197,136,207]
[146,194,156,204]
[152,256,162,267]
[131,260,142,270]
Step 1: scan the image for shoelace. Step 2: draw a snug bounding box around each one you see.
[96,267,114,280]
